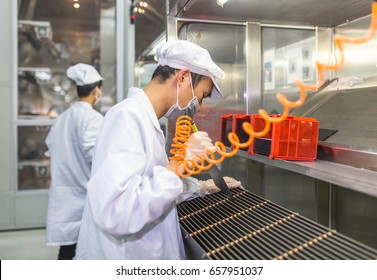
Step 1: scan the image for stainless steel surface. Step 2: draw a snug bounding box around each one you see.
[263,164,317,221]
[235,150,377,198]
[333,187,377,249]
[335,15,377,80]
[305,87,377,149]
[290,78,340,117]
[166,15,178,41]
[171,0,372,28]
[168,0,377,152]
[317,142,377,171]
[164,0,377,257]
[178,21,246,64]
[178,188,377,259]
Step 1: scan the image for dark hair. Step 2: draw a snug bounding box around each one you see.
[76,80,103,97]
[151,65,206,88]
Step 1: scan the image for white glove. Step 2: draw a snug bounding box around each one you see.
[199,176,244,194]
[186,131,216,160]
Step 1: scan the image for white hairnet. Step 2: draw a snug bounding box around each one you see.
[66,63,103,86]
[156,40,225,99]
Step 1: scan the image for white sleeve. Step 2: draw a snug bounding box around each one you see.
[87,107,182,237]
[175,177,201,204]
[82,113,103,163]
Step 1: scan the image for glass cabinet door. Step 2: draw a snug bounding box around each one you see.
[17,0,117,191]
[18,125,51,190]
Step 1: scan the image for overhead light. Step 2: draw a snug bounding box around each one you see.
[73,3,80,8]
[217,0,229,7]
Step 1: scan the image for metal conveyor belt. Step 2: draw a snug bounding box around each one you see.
[178,188,377,260]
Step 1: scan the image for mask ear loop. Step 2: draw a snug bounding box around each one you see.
[176,72,195,110]
[175,77,180,107]
[189,73,195,99]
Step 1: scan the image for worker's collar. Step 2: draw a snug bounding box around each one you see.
[75,101,93,109]
[128,87,164,134]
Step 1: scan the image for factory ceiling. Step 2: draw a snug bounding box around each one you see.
[172,0,373,28]
[18,0,166,59]
[17,0,374,61]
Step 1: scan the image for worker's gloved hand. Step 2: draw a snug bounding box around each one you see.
[185,131,216,160]
[199,176,244,195]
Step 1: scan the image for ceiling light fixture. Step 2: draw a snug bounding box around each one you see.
[73,3,80,8]
[217,0,229,8]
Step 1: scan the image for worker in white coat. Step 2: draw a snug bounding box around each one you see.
[75,40,240,259]
[45,63,104,260]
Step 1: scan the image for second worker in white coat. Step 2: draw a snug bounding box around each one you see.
[45,63,104,259]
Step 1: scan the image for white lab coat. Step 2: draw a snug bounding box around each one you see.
[45,101,103,246]
[75,87,192,259]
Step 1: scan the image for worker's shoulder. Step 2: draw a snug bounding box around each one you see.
[108,96,143,117]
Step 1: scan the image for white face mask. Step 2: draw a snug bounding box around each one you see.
[164,74,199,121]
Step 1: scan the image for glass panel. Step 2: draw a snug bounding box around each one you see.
[18,0,117,117]
[18,67,75,118]
[18,126,51,190]
[262,28,316,114]
[178,22,246,141]
[335,15,377,88]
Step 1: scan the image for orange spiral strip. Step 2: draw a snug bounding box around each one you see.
[169,115,192,162]
[170,2,377,177]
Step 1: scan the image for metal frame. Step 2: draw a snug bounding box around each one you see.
[246,22,262,114]
[12,0,19,196]
[117,0,134,101]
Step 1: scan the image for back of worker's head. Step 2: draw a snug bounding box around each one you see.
[66,63,104,97]
[154,40,225,99]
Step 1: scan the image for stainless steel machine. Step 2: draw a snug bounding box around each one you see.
[178,188,377,259]
[163,0,377,253]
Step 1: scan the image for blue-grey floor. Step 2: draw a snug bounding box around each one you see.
[0,228,58,260]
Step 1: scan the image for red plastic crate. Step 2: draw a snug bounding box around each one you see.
[249,114,319,161]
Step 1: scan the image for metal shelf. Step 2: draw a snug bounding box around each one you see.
[236,150,377,198]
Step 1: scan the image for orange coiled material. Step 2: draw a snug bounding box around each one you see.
[169,115,192,162]
[170,2,377,177]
